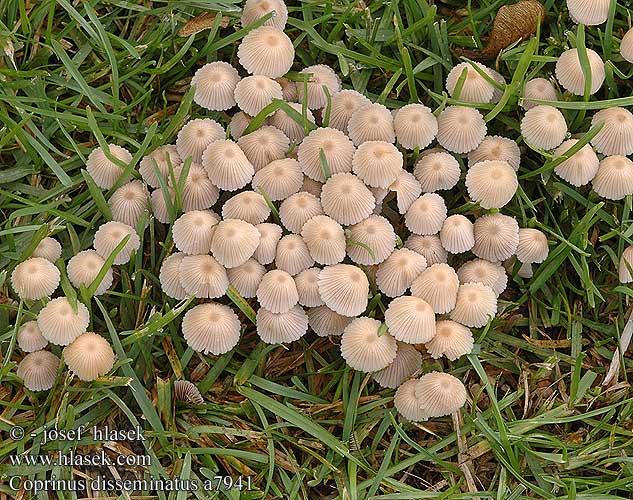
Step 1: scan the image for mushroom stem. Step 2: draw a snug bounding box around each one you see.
[451,410,479,496]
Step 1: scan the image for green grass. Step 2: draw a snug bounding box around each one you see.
[1,0,633,499]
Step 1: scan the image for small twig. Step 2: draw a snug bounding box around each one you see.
[451,410,479,497]
[603,306,633,386]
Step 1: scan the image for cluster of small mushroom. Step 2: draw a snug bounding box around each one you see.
[11,0,633,422]
[11,236,118,391]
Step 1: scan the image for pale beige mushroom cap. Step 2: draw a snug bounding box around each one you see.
[257,305,309,344]
[211,219,261,268]
[238,125,289,171]
[555,47,605,96]
[372,342,422,389]
[93,221,141,265]
[457,259,508,296]
[201,139,255,191]
[389,170,423,214]
[393,103,438,150]
[222,191,271,225]
[592,155,633,200]
[256,269,299,313]
[516,228,549,264]
[472,214,519,262]
[176,119,225,163]
[178,255,229,299]
[567,0,610,26]
[347,103,396,146]
[394,378,427,422]
[17,350,60,392]
[279,191,324,234]
[191,61,241,111]
[439,215,475,254]
[253,222,283,265]
[619,245,633,283]
[520,105,567,150]
[317,264,369,316]
[621,28,633,63]
[465,160,518,209]
[11,257,60,301]
[296,64,341,109]
[179,163,220,211]
[307,305,352,337]
[320,173,375,226]
[67,250,114,296]
[329,90,371,133]
[252,158,303,201]
[450,282,498,328]
[413,371,468,418]
[294,268,324,307]
[425,320,474,361]
[237,26,294,78]
[445,61,496,103]
[414,152,461,193]
[172,210,219,255]
[109,180,149,229]
[405,234,448,266]
[297,127,356,182]
[86,144,132,190]
[159,253,188,300]
[375,248,427,298]
[352,141,403,188]
[410,263,460,314]
[405,193,447,235]
[227,258,266,299]
[32,237,62,263]
[234,75,283,116]
[522,78,558,110]
[384,296,436,344]
[340,317,398,372]
[139,145,181,189]
[241,0,289,30]
[17,321,48,353]
[590,107,633,156]
[468,136,521,171]
[269,102,316,144]
[346,215,397,266]
[37,297,90,346]
[436,106,487,154]
[64,332,116,382]
[301,215,346,265]
[553,139,600,187]
[181,303,241,355]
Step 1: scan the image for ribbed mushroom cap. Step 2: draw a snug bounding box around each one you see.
[242,0,288,29]
[191,61,240,111]
[11,257,60,300]
[372,342,422,389]
[439,215,475,254]
[159,253,187,300]
[553,139,600,186]
[257,305,309,344]
[394,378,427,422]
[621,28,633,63]
[555,47,605,96]
[297,127,355,182]
[237,26,294,78]
[182,302,241,355]
[414,152,461,193]
[520,105,567,150]
[17,321,48,353]
[389,170,423,214]
[522,77,558,110]
[172,210,218,255]
[109,180,149,229]
[488,68,506,103]
[329,90,371,133]
[590,107,633,156]
[307,305,352,336]
[346,215,397,265]
[436,106,487,154]
[457,259,508,296]
[376,248,427,298]
[211,219,261,268]
[319,173,375,225]
[139,145,182,189]
[254,222,283,265]
[450,282,497,328]
[301,215,346,265]
[411,263,459,314]
[296,65,341,109]
[318,264,369,316]
[201,139,255,191]
[32,237,62,263]
[294,268,324,307]
[405,193,447,236]
[466,160,518,209]
[275,234,314,275]
[276,76,298,101]
[347,103,396,146]
[178,163,220,211]
[238,125,289,171]
[393,103,438,150]
[425,320,474,361]
[64,332,115,382]
[352,141,403,188]
[222,191,271,225]
[340,317,398,372]
[179,255,229,299]
[270,102,316,143]
[473,214,519,261]
[592,155,633,200]
[173,380,204,405]
[86,144,132,189]
[567,0,610,26]
[150,187,175,224]
[67,250,114,296]
[256,269,299,313]
[17,351,60,391]
[619,245,633,283]
[384,296,435,344]
[176,119,225,163]
[227,258,266,298]
[516,228,549,264]
[445,61,496,103]
[413,371,468,418]
[252,158,303,201]
[468,136,521,171]
[405,234,448,266]
[279,191,324,234]
[517,261,534,278]
[234,75,283,116]
[230,111,258,140]
[38,297,90,346]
